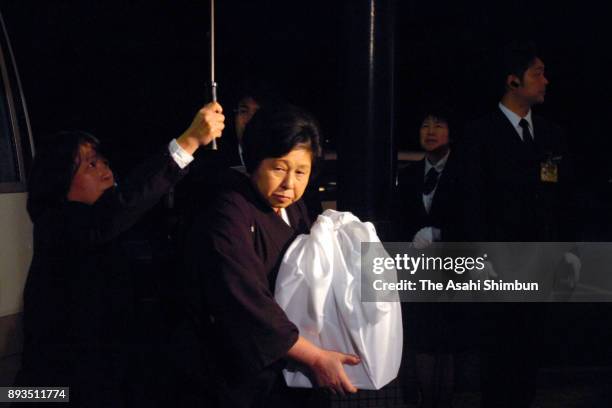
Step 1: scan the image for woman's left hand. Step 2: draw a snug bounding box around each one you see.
[287,335,361,395]
[310,349,360,395]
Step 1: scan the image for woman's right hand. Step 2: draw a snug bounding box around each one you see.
[287,336,360,395]
[177,101,225,154]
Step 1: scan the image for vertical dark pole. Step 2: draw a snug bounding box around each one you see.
[209,0,218,150]
[337,0,396,234]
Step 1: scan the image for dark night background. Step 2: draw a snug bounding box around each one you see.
[2,0,612,389]
[2,1,612,404]
[1,1,610,172]
[3,0,611,235]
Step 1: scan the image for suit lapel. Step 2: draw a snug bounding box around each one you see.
[531,115,555,155]
[493,109,543,163]
[414,160,428,217]
[429,155,454,217]
[494,109,528,153]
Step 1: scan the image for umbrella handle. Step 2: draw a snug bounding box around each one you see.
[211,81,218,103]
[210,82,218,150]
[210,81,218,150]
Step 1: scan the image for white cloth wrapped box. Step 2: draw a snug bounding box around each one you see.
[274,209,403,390]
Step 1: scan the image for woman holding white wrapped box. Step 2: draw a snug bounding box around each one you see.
[185,105,360,408]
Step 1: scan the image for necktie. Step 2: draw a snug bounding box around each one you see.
[519,119,536,151]
[423,167,439,195]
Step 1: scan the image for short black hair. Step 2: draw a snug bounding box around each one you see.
[242,104,322,174]
[237,79,283,109]
[228,77,284,112]
[415,101,456,140]
[499,40,540,90]
[27,131,100,221]
[418,104,454,128]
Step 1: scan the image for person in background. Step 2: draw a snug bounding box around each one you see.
[231,90,264,168]
[16,102,224,407]
[174,80,282,215]
[394,106,465,246]
[392,106,470,408]
[212,79,283,170]
[463,41,579,408]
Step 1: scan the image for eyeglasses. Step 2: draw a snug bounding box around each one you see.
[233,106,250,115]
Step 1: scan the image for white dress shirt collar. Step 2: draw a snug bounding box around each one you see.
[424,149,450,176]
[498,102,534,141]
[280,207,291,226]
[422,150,450,214]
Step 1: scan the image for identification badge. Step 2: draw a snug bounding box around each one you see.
[540,154,561,183]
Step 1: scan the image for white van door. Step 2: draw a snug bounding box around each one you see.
[0,11,34,385]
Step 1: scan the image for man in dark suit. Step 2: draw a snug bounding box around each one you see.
[464,45,572,243]
[463,42,579,408]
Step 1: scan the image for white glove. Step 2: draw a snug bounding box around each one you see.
[412,227,441,249]
[564,252,581,288]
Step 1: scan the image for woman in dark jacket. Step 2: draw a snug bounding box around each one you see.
[393,106,473,408]
[17,102,224,407]
[186,105,360,408]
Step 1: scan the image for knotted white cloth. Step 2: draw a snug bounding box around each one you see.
[275,210,403,390]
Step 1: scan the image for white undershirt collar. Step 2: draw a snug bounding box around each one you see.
[498,102,534,141]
